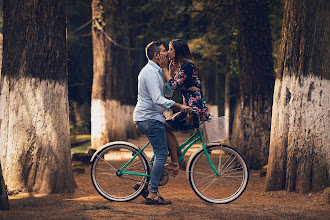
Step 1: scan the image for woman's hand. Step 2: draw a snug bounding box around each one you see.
[169,60,178,77]
[159,54,169,69]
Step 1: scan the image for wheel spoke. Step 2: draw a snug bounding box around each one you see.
[91,144,150,202]
[189,145,248,203]
[194,173,216,184]
[96,154,117,171]
[201,178,218,193]
[221,161,242,174]
[220,155,237,173]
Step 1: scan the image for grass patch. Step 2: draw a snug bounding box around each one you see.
[81,203,110,210]
[71,142,90,154]
[75,135,91,140]
[71,134,91,155]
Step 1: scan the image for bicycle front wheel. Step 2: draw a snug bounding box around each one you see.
[188,145,249,204]
[91,143,150,202]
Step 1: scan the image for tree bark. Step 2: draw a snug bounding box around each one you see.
[91,0,138,149]
[0,25,7,212]
[231,0,275,170]
[91,0,110,149]
[204,58,218,106]
[224,49,231,144]
[265,0,330,193]
[0,159,9,210]
[104,0,137,141]
[0,0,76,193]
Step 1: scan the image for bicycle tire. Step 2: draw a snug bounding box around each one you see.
[188,144,249,204]
[91,142,151,202]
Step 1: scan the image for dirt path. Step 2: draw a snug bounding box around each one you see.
[1,132,329,219]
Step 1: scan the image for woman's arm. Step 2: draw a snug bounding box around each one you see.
[163,60,179,82]
[163,68,172,82]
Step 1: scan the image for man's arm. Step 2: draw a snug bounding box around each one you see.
[164,83,174,98]
[145,71,192,113]
[145,71,174,109]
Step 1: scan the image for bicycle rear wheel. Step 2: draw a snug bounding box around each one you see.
[188,145,249,203]
[91,143,150,202]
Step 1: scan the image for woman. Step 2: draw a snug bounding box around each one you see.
[163,39,209,177]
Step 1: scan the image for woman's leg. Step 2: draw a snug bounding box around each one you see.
[164,123,184,177]
[165,123,179,164]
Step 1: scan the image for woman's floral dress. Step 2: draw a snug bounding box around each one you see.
[166,61,209,130]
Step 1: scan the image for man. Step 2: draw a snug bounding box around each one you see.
[133,41,191,205]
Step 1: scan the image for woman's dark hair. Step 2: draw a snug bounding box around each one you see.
[170,39,197,68]
[145,40,163,60]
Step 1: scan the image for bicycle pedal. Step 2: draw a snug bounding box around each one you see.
[159,171,169,186]
[133,183,149,199]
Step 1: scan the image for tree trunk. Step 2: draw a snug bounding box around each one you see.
[104,0,137,141]
[224,50,231,144]
[0,26,7,212]
[0,0,76,193]
[202,58,219,118]
[0,160,9,210]
[232,0,275,169]
[91,0,109,149]
[265,0,330,193]
[91,0,138,149]
[204,58,218,106]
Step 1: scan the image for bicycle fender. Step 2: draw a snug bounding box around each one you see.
[90,141,152,169]
[186,146,204,180]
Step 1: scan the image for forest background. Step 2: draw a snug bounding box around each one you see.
[66,0,282,137]
[0,0,329,210]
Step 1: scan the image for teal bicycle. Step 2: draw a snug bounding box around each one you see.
[90,109,249,204]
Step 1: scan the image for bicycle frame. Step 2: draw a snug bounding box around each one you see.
[117,129,219,177]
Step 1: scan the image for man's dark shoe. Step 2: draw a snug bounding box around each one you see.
[133,183,149,199]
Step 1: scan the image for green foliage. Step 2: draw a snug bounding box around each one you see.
[67,0,93,105]
[67,0,93,134]
[81,203,110,210]
[67,0,283,133]
[127,0,192,44]
[187,0,238,115]
[268,0,284,72]
[71,135,91,155]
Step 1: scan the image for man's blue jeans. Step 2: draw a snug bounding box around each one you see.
[136,120,168,193]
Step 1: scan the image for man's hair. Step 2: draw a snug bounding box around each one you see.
[145,41,163,60]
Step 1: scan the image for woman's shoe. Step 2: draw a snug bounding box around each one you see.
[163,163,179,177]
[179,158,187,171]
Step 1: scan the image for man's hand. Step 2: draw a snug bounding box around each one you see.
[181,105,192,113]
[172,103,192,114]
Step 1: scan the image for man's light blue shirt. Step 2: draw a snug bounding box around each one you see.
[133,60,175,124]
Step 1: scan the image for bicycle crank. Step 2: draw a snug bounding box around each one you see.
[159,170,169,186]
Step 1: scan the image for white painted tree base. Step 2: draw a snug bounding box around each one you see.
[91,99,138,149]
[0,76,75,193]
[267,75,330,192]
